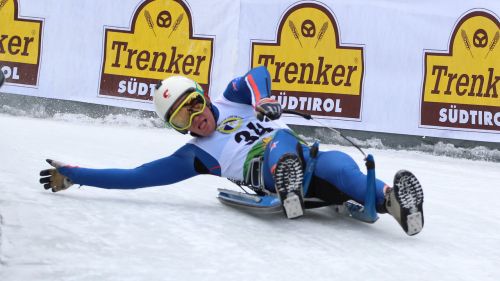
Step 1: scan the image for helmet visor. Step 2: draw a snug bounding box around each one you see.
[167,91,206,131]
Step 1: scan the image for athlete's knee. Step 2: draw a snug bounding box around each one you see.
[264,130,301,166]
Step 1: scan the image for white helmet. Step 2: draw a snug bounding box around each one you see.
[153,76,203,121]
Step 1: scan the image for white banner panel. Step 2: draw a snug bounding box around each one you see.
[238,0,500,142]
[1,0,500,142]
[1,0,239,110]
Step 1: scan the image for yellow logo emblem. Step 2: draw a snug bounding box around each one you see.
[251,2,364,119]
[0,0,43,86]
[421,11,500,131]
[217,116,243,134]
[99,0,214,101]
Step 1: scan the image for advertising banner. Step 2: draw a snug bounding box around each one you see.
[0,0,43,87]
[251,2,364,120]
[0,0,238,110]
[99,0,214,103]
[421,10,499,132]
[1,0,499,142]
[238,0,500,142]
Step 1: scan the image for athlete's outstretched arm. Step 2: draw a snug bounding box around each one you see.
[40,144,221,191]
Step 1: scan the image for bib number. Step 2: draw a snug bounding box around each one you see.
[235,122,273,145]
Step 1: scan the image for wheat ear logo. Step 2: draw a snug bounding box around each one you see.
[421,10,500,132]
[251,2,364,119]
[0,0,43,86]
[99,0,214,102]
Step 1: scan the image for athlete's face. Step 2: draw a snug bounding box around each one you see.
[188,105,216,137]
[168,92,216,137]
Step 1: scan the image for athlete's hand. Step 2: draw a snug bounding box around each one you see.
[39,159,74,192]
[255,98,282,121]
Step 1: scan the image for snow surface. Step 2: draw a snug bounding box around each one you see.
[1,113,499,281]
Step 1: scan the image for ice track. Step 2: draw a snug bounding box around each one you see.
[0,114,499,281]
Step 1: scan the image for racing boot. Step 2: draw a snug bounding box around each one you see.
[274,153,305,219]
[385,170,424,236]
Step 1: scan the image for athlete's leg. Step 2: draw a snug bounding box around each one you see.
[262,129,304,192]
[312,150,388,209]
[262,131,388,211]
[262,129,306,218]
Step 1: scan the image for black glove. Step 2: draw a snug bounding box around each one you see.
[40,159,74,192]
[255,98,282,121]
